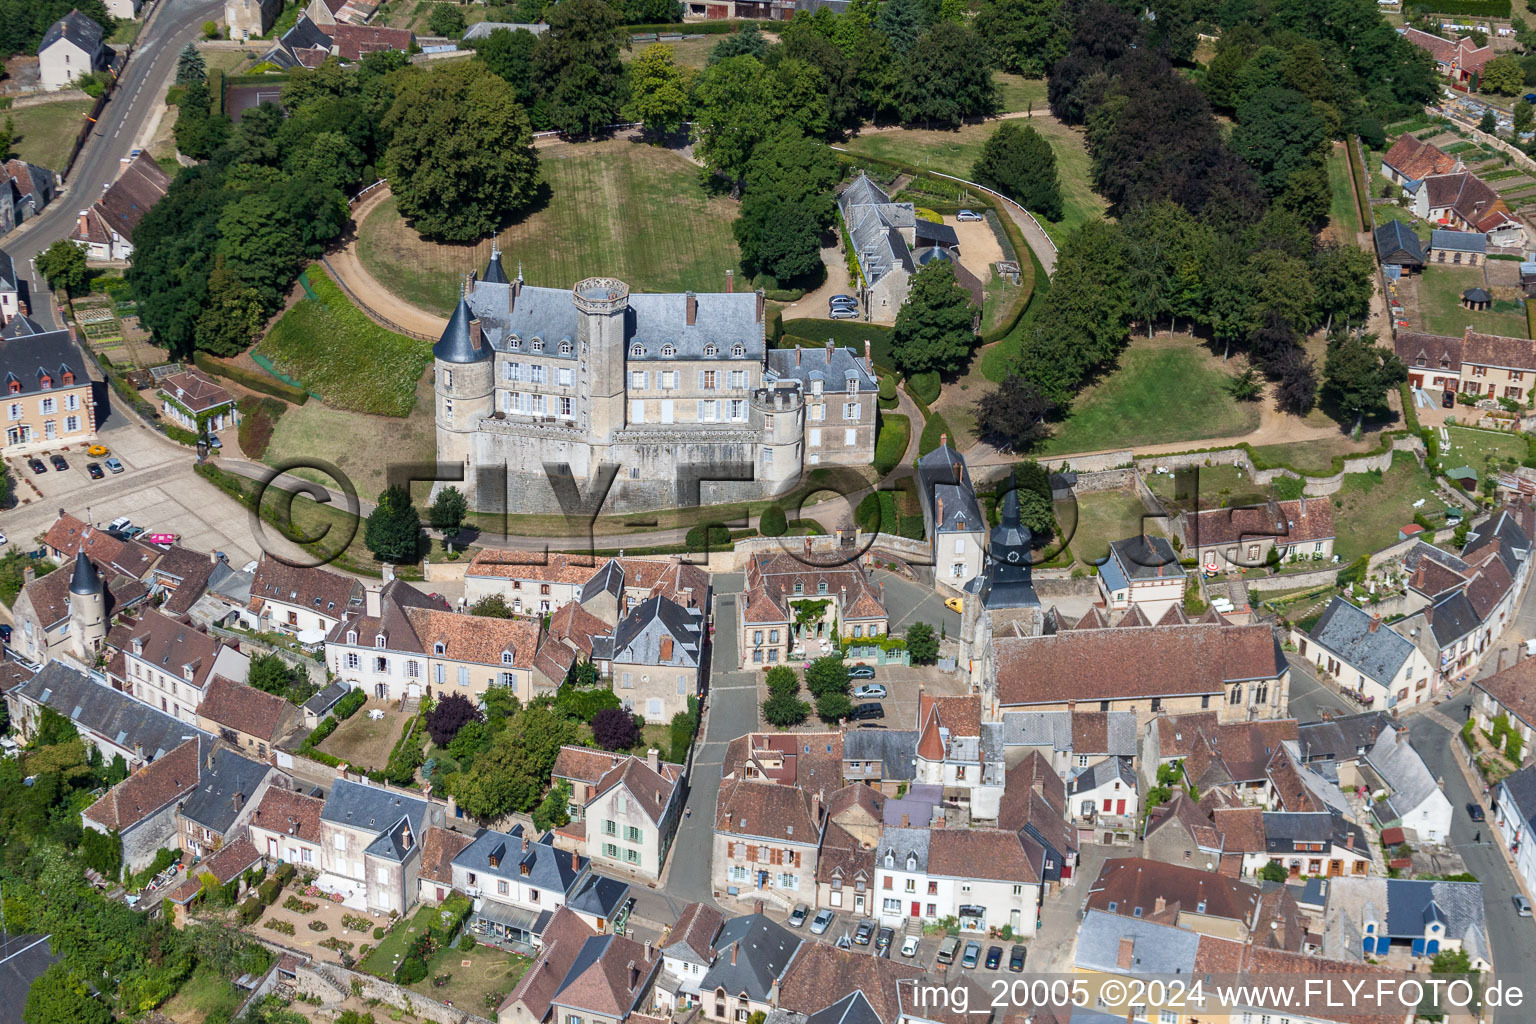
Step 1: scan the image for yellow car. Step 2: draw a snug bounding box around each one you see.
[945,597,964,614]
[87,445,109,457]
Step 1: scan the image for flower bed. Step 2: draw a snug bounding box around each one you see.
[320,937,355,953]
[309,920,329,932]
[302,884,345,903]
[265,918,297,936]
[342,913,373,931]
[285,895,319,914]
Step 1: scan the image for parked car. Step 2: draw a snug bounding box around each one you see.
[852,683,887,699]
[854,919,874,945]
[1442,391,1455,409]
[901,934,921,959]
[830,294,858,306]
[936,937,960,965]
[945,596,964,613]
[105,457,124,474]
[849,665,876,679]
[789,904,809,928]
[27,458,45,474]
[811,909,835,934]
[829,305,859,320]
[957,209,983,222]
[207,434,222,449]
[108,517,133,533]
[849,702,885,721]
[0,624,11,643]
[985,945,1002,970]
[87,445,109,457]
[876,927,893,953]
[0,532,8,547]
[49,454,67,471]
[1009,945,1027,972]
[86,462,104,480]
[143,533,178,546]
[1516,895,1532,917]
[961,941,981,969]
[1469,803,1486,822]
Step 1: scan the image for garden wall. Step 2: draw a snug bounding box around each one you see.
[1134,437,1423,497]
[295,962,495,1024]
[210,625,328,685]
[1039,451,1136,473]
[1033,577,1101,601]
[728,532,931,570]
[1245,567,1349,593]
[1066,468,1139,494]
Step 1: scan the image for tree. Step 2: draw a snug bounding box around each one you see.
[691,56,828,188]
[891,260,977,376]
[906,622,938,664]
[247,652,298,699]
[429,485,469,537]
[106,753,128,785]
[974,374,1054,450]
[1256,860,1287,883]
[971,122,1063,221]
[470,594,514,618]
[1516,100,1533,136]
[533,779,572,831]
[1227,365,1263,401]
[0,115,12,162]
[454,703,575,817]
[195,256,266,357]
[428,1,466,37]
[23,963,111,1024]
[762,689,810,727]
[743,129,841,227]
[816,690,854,722]
[470,27,541,108]
[1321,332,1407,431]
[537,0,626,137]
[173,76,228,160]
[708,22,767,63]
[364,485,421,563]
[975,0,1068,77]
[384,61,541,242]
[897,23,997,127]
[80,826,122,881]
[877,0,925,55]
[1231,86,1328,198]
[759,503,788,537]
[1430,948,1474,975]
[1273,346,1319,416]
[764,665,800,696]
[1005,461,1057,541]
[1480,107,1498,134]
[428,693,483,747]
[1310,242,1376,328]
[1482,54,1526,96]
[36,239,87,298]
[176,42,206,84]
[735,193,822,282]
[592,707,640,750]
[623,44,693,137]
[805,655,850,699]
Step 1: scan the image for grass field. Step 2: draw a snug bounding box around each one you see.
[1038,344,1261,456]
[6,98,93,173]
[841,117,1107,244]
[160,966,244,1024]
[358,140,742,316]
[1249,430,1382,475]
[255,266,434,416]
[1326,146,1363,241]
[1145,463,1269,514]
[1444,425,1527,471]
[1374,203,1430,243]
[1417,266,1528,339]
[1332,453,1447,561]
[625,35,717,68]
[1061,488,1156,566]
[320,703,413,770]
[781,318,895,367]
[995,74,1048,114]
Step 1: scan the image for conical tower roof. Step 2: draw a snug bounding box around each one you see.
[69,548,103,596]
[482,246,509,285]
[433,293,491,364]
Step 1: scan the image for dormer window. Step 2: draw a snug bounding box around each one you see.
[6,380,18,394]
[560,341,572,355]
[704,344,718,356]
[817,581,827,595]
[434,642,446,655]
[884,851,894,867]
[39,375,51,390]
[631,344,645,357]
[661,344,675,357]
[502,651,514,665]
[509,335,521,350]
[532,338,544,353]
[793,582,804,595]
[733,344,745,357]
[375,634,386,648]
[346,631,357,644]
[62,371,74,386]
[846,375,859,392]
[906,853,917,870]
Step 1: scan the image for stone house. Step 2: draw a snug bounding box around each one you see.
[106,608,250,726]
[813,785,883,917]
[1142,790,1231,874]
[697,914,800,1024]
[653,901,723,1014]
[1493,764,1536,903]
[1361,725,1454,843]
[1429,228,1486,266]
[713,779,824,911]
[1296,597,1435,709]
[415,824,473,906]
[72,153,172,262]
[317,779,447,913]
[453,826,591,948]
[249,556,360,639]
[872,827,1040,936]
[0,326,98,454]
[247,786,326,871]
[82,735,205,873]
[1323,876,1489,967]
[0,160,56,236]
[38,11,105,92]
[157,368,238,435]
[738,553,888,668]
[226,0,282,42]
[165,836,264,925]
[1472,655,1536,763]
[552,746,686,881]
[1068,755,1138,826]
[1098,535,1186,620]
[10,553,146,666]
[1182,498,1335,573]
[0,249,20,325]
[196,674,302,763]
[1379,135,1461,190]
[916,442,987,590]
[1410,170,1526,247]
[176,746,277,858]
[608,595,705,724]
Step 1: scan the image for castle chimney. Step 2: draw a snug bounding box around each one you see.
[864,340,872,374]
[826,340,834,364]
[1118,937,1135,969]
[902,813,910,827]
[1369,614,1381,634]
[755,288,764,323]
[508,278,517,314]
[366,586,382,618]
[1346,831,1355,850]
[572,850,580,870]
[645,941,653,960]
[647,747,659,773]
[232,791,244,811]
[77,210,89,237]
[726,269,734,293]
[938,496,944,523]
[940,433,948,449]
[23,566,34,586]
[686,292,697,326]
[523,836,530,852]
[795,347,801,367]
[470,318,483,352]
[731,942,739,966]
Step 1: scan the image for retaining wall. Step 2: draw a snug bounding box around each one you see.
[1245,567,1344,593]
[295,962,496,1024]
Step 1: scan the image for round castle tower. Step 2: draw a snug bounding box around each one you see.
[68,549,106,661]
[751,380,805,490]
[433,286,495,480]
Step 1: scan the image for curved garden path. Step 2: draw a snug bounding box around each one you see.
[329,185,451,339]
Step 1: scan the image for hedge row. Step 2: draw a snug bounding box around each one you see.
[874,414,910,476]
[336,686,367,719]
[194,352,310,405]
[627,18,775,33]
[237,396,288,460]
[1406,0,1510,14]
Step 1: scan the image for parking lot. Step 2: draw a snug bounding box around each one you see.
[791,909,1034,976]
[0,408,308,567]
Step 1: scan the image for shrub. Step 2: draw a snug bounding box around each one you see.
[309,920,329,931]
[459,934,478,952]
[874,414,910,476]
[335,687,368,719]
[194,353,311,404]
[395,957,428,985]
[236,396,288,460]
[918,412,951,456]
[759,503,788,537]
[592,707,641,750]
[374,926,386,940]
[284,895,319,913]
[265,918,297,936]
[320,937,356,953]
[684,524,732,549]
[239,897,264,925]
[163,423,200,446]
[275,863,297,886]
[428,692,483,747]
[258,878,281,905]
[340,913,371,930]
[909,371,941,405]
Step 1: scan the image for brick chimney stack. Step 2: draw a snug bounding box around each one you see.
[686,292,697,326]
[1118,937,1135,969]
[726,269,734,293]
[1369,614,1381,634]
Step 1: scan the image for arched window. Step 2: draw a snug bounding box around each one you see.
[560,341,572,354]
[532,338,544,353]
[661,344,675,357]
[847,374,860,392]
[375,634,386,648]
[508,335,521,349]
[631,344,645,357]
[704,344,718,356]
[732,344,745,357]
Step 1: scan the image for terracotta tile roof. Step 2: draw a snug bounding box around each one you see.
[158,368,232,414]
[1463,328,1536,372]
[198,675,295,742]
[553,745,632,786]
[1465,553,1514,621]
[83,736,202,831]
[1086,857,1267,928]
[816,819,875,886]
[249,787,325,844]
[552,933,657,1017]
[250,555,357,617]
[1185,719,1300,787]
[663,902,724,961]
[1154,712,1221,759]
[1184,499,1335,549]
[94,152,171,242]
[1266,748,1324,813]
[1474,656,1536,729]
[1156,604,1189,627]
[330,23,413,59]
[503,907,597,1020]
[592,755,683,824]
[926,827,1037,883]
[1231,946,1410,1024]
[716,778,822,843]
[467,550,603,584]
[18,557,145,628]
[1211,806,1265,853]
[1380,135,1459,181]
[402,608,540,667]
[1071,712,1112,754]
[107,608,226,691]
[43,514,160,578]
[826,780,884,822]
[997,753,1074,858]
[152,546,218,617]
[1116,604,1153,628]
[741,553,886,626]
[417,825,473,884]
[1072,607,1108,630]
[169,836,262,903]
[993,623,1284,706]
[1395,331,1464,374]
[722,732,844,794]
[777,943,924,1024]
[1143,790,1221,852]
[1422,173,1508,227]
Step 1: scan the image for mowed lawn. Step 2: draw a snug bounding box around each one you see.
[358,140,742,316]
[1061,488,1158,566]
[254,266,434,417]
[995,74,1048,114]
[1416,266,1528,338]
[1443,425,1527,471]
[624,35,718,68]
[1332,453,1448,561]
[1325,145,1362,241]
[7,97,93,173]
[840,116,1106,244]
[1038,344,1261,456]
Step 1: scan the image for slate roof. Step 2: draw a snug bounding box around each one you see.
[1462,507,1533,573]
[322,778,435,836]
[14,661,207,761]
[302,680,352,718]
[39,10,104,54]
[1426,589,1479,647]
[840,729,918,780]
[807,991,884,1024]
[456,827,585,891]
[610,595,703,666]
[915,443,983,536]
[0,934,61,1024]
[1103,535,1182,584]
[1262,810,1371,861]
[764,344,878,394]
[0,249,16,292]
[1308,598,1417,687]
[83,735,203,832]
[1374,220,1426,266]
[838,174,919,289]
[1366,727,1446,821]
[1325,876,1487,964]
[1431,229,1487,253]
[776,942,924,1024]
[0,327,87,400]
[1499,763,1536,823]
[1296,712,1390,763]
[0,315,44,338]
[1074,910,1201,975]
[504,908,597,1020]
[179,747,270,834]
[565,872,629,919]
[1069,756,1136,796]
[702,914,800,1002]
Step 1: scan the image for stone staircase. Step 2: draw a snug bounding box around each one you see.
[400,695,421,714]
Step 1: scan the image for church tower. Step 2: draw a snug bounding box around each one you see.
[981,474,1039,609]
[69,549,107,661]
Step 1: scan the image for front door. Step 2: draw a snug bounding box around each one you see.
[911,902,920,917]
[1330,860,1343,877]
[408,682,421,699]
[1116,799,1126,815]
[268,837,278,857]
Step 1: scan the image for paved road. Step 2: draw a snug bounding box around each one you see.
[7,0,225,326]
